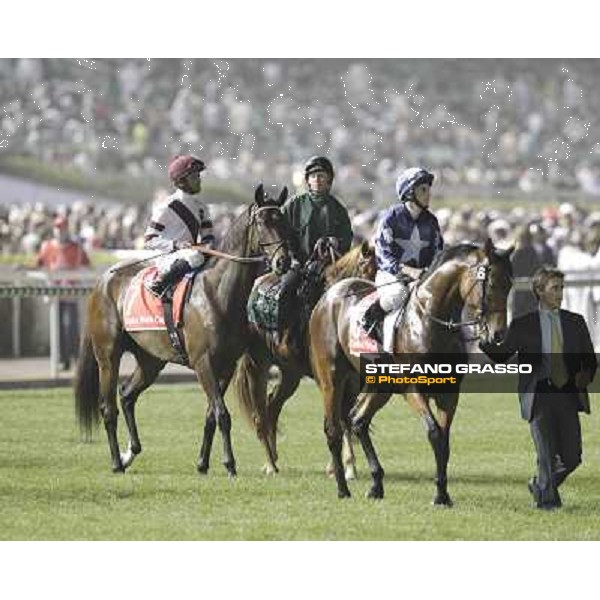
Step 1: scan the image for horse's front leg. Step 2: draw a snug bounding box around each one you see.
[194,356,237,477]
[431,393,458,506]
[406,391,455,507]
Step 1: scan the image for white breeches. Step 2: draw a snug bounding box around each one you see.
[155,248,205,273]
[376,270,408,313]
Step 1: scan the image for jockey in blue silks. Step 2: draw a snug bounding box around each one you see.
[362,167,444,343]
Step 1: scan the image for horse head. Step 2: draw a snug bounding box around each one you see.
[459,238,514,346]
[356,240,377,281]
[323,240,377,286]
[250,184,291,275]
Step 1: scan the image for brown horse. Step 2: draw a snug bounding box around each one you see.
[74,185,290,476]
[235,241,377,476]
[309,239,513,501]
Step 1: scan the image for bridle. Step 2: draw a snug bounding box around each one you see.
[247,202,288,265]
[416,260,510,340]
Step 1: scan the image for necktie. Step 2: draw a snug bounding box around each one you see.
[550,313,568,388]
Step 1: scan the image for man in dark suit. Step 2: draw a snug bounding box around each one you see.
[480,266,597,510]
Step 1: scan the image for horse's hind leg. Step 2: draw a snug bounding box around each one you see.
[313,358,352,499]
[327,380,358,481]
[352,391,391,499]
[96,342,124,473]
[264,369,301,474]
[119,351,165,470]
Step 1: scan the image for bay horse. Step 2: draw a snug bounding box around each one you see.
[235,241,377,476]
[308,239,513,501]
[74,185,290,476]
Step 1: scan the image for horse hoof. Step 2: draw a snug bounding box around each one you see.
[112,463,125,474]
[197,463,209,475]
[224,462,237,478]
[366,486,384,500]
[262,463,278,476]
[432,495,453,507]
[345,466,357,481]
[338,488,352,499]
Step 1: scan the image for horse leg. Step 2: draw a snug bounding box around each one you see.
[119,351,165,470]
[314,363,352,499]
[342,429,357,481]
[327,379,358,481]
[431,393,458,507]
[194,355,237,477]
[323,394,351,499]
[96,343,124,473]
[352,391,391,499]
[406,391,454,507]
[263,368,301,474]
[197,404,217,474]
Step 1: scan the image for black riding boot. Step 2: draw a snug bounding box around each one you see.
[361,299,385,344]
[146,259,192,298]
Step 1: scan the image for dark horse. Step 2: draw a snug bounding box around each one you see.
[308,239,513,501]
[74,185,290,476]
[235,241,377,477]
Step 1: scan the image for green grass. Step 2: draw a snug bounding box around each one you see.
[1,381,600,540]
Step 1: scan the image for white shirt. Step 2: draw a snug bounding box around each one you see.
[144,189,214,252]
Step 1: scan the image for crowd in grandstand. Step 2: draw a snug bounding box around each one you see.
[3,58,600,198]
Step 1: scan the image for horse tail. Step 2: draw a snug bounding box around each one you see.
[235,342,270,439]
[74,326,100,440]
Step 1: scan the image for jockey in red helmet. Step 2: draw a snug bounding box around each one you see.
[144,155,215,297]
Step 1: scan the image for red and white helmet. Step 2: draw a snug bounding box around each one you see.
[167,155,206,181]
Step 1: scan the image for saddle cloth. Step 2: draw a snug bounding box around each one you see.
[348,291,402,356]
[247,273,286,333]
[123,266,191,332]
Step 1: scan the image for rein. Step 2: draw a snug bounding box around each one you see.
[191,243,266,264]
[415,263,492,334]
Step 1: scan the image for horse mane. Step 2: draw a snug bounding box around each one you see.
[216,206,251,255]
[424,242,480,276]
[324,242,374,283]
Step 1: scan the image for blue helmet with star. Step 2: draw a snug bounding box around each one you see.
[396,167,434,202]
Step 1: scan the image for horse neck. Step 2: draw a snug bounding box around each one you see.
[198,208,261,311]
[416,261,466,320]
[324,255,358,287]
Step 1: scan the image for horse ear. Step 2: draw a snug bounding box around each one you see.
[277,186,288,206]
[255,183,264,206]
[499,245,515,259]
[484,237,495,256]
[360,240,370,256]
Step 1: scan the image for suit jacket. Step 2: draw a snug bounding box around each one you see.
[480,309,597,421]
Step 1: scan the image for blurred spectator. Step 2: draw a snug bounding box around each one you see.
[510,224,543,318]
[3,58,600,200]
[36,215,90,370]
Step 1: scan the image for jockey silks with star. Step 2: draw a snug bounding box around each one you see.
[362,167,444,342]
[144,154,215,297]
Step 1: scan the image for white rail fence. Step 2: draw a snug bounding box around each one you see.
[2,266,600,379]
